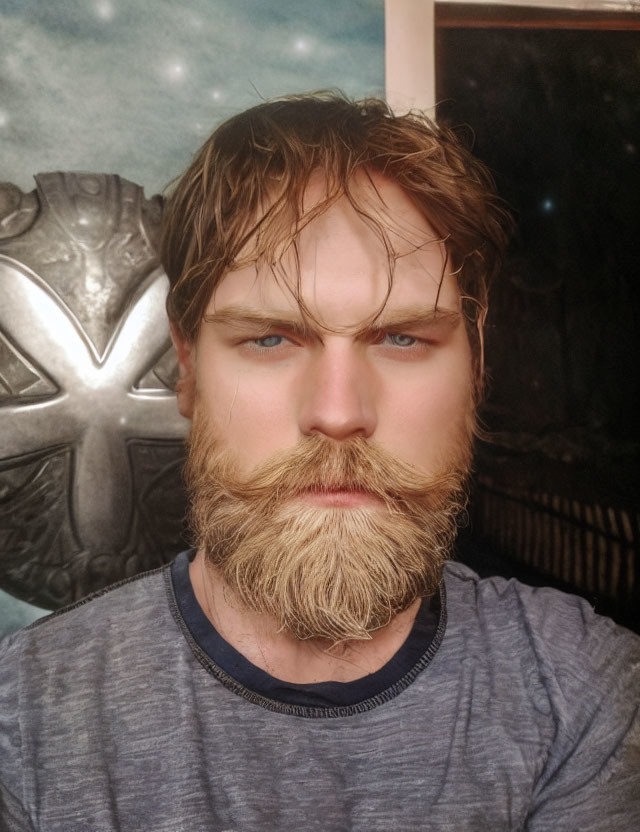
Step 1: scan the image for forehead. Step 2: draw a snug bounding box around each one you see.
[208,172,458,329]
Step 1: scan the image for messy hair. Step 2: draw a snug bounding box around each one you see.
[161,92,512,393]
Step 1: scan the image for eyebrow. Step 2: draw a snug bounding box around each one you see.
[202,304,462,338]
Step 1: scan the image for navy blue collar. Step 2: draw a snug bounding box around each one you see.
[171,549,442,708]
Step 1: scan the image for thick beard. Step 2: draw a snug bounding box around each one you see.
[185,406,473,645]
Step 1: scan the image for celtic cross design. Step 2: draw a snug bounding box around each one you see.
[0,174,190,608]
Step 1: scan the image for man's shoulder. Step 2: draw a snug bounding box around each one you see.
[442,558,640,692]
[443,556,638,639]
[0,560,183,808]
[0,561,174,673]
[440,563,640,825]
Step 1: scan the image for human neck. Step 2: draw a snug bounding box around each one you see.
[188,549,423,684]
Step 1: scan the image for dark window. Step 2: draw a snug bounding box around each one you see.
[436,4,640,631]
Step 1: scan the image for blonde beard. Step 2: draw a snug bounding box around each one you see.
[185,405,473,645]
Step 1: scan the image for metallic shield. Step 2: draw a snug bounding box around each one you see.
[0,173,189,609]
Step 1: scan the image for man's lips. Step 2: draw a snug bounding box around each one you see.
[297,488,382,508]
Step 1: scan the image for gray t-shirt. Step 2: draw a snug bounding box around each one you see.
[1,555,638,831]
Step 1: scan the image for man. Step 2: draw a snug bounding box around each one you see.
[1,94,638,830]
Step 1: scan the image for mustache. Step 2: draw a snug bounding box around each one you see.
[186,428,470,513]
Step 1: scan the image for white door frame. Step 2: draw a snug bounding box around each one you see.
[384,0,639,114]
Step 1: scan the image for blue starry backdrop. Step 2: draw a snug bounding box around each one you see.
[0,0,384,636]
[1,0,384,194]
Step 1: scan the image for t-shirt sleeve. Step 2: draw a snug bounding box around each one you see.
[0,634,33,831]
[521,591,640,831]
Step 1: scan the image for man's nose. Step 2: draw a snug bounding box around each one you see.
[297,341,377,440]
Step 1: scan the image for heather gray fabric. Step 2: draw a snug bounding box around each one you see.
[1,558,639,831]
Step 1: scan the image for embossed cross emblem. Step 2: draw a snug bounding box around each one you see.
[0,257,189,600]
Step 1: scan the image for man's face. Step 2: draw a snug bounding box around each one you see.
[174,172,475,642]
[179,173,474,477]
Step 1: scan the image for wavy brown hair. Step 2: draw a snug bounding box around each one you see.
[161,92,512,395]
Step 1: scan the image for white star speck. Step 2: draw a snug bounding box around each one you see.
[95,1,115,21]
[165,61,186,83]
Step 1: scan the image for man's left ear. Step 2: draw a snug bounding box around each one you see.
[170,323,196,419]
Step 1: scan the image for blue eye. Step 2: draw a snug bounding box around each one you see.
[387,334,417,347]
[253,335,285,348]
